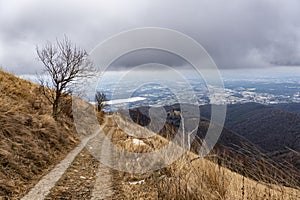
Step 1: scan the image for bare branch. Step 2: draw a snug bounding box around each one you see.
[36,36,94,120]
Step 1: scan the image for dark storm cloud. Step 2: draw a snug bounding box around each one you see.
[0,0,300,74]
[109,49,186,70]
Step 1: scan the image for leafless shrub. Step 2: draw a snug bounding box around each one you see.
[95,91,107,112]
[36,36,94,120]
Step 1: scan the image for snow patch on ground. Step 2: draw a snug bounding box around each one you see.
[129,179,145,185]
[132,138,146,146]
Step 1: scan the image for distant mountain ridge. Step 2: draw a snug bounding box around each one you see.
[271,103,300,115]
[200,103,300,153]
[200,102,300,184]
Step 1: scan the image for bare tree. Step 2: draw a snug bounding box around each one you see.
[95,91,107,111]
[37,36,93,120]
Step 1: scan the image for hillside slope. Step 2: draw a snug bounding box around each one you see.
[22,112,300,199]
[200,103,300,152]
[106,113,300,199]
[200,103,300,179]
[272,103,300,115]
[128,105,300,187]
[0,70,79,198]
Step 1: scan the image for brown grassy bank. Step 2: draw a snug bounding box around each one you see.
[0,70,79,198]
[107,113,300,199]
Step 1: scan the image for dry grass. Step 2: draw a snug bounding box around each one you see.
[45,148,100,200]
[0,70,79,199]
[104,113,300,200]
[2,69,299,199]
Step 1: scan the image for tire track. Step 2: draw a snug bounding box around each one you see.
[90,116,114,200]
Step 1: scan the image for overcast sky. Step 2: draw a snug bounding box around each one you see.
[1,0,300,74]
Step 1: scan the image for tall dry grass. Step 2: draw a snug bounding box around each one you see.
[103,113,300,200]
[0,70,79,198]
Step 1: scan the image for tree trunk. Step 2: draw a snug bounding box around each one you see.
[53,101,59,120]
[52,92,60,121]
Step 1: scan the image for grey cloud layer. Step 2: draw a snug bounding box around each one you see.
[0,0,300,74]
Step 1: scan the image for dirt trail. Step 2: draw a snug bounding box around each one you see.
[90,116,114,200]
[21,116,113,200]
[21,141,89,200]
[90,161,114,200]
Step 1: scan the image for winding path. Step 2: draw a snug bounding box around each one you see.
[21,116,113,200]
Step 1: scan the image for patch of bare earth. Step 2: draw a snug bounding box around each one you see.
[45,148,99,199]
